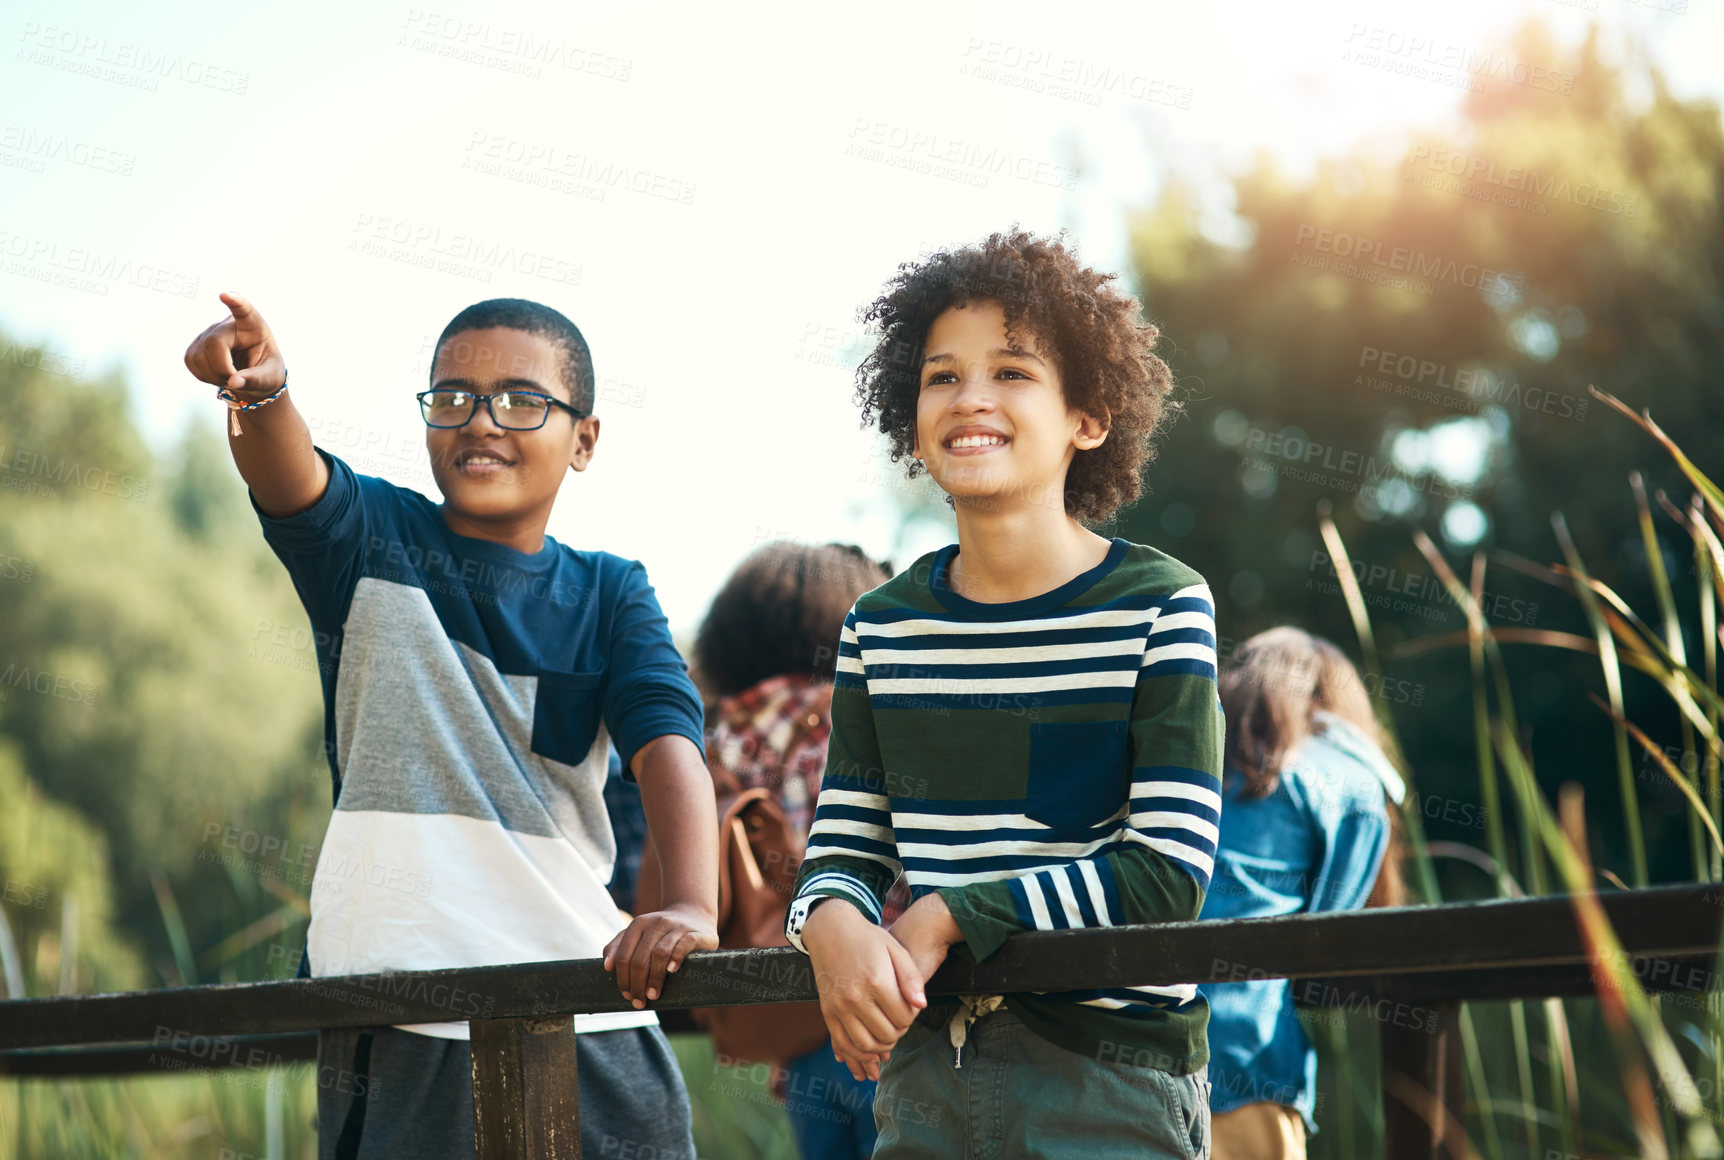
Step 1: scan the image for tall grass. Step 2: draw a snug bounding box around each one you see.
[1,1066,312,1160]
[1309,386,1724,1159]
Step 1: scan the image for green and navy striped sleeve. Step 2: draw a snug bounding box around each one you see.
[784,606,901,951]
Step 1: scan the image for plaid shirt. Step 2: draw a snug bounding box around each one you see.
[707,673,831,837]
[709,672,907,922]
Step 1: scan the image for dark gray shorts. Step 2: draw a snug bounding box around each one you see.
[316,1024,695,1160]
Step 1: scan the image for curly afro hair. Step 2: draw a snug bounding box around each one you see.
[854,228,1178,526]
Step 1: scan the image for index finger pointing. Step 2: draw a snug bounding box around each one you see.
[220,292,269,345]
[219,291,257,322]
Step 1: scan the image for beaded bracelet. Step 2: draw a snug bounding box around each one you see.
[215,370,289,436]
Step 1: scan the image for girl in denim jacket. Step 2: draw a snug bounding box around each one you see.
[1201,628,1408,1160]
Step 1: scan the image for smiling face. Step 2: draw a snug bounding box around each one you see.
[425,326,598,532]
[913,300,1106,514]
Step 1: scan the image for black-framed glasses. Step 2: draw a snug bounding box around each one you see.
[416,389,587,430]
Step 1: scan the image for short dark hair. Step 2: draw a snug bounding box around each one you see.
[432,298,595,414]
[854,229,1178,525]
[694,542,891,700]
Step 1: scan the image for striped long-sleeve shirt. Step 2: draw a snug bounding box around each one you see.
[785,537,1224,1074]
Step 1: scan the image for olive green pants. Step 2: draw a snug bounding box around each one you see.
[872,1003,1210,1159]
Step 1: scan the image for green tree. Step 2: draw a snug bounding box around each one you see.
[0,338,328,986]
[0,740,145,997]
[1118,21,1724,888]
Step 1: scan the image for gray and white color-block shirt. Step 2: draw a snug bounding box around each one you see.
[256,451,704,1038]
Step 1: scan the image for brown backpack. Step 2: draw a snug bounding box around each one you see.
[634,727,832,1067]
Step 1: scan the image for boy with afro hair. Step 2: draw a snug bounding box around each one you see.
[786,230,1220,1158]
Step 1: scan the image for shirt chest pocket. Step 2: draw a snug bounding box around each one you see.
[1024,719,1132,834]
[530,669,607,767]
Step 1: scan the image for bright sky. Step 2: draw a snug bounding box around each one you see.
[2,0,1716,634]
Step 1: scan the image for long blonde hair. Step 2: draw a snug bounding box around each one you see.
[1219,627,1407,907]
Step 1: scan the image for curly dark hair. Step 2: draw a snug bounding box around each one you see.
[854,229,1178,525]
[693,541,891,700]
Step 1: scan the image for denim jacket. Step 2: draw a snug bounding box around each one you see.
[1197,711,1403,1132]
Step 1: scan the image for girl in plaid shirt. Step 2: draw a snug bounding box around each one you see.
[693,540,906,1160]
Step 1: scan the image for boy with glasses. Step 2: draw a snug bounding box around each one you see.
[184,293,716,1160]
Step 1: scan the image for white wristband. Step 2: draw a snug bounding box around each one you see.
[784,894,830,954]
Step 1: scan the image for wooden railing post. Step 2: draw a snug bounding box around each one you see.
[470,1014,581,1159]
[1381,999,1464,1160]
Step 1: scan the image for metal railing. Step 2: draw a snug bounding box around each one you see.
[3,883,1719,1158]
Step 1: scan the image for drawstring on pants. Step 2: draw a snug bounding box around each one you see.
[946,994,1003,1068]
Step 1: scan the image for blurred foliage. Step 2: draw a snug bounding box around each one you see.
[0,341,328,994]
[1116,20,1724,1159]
[670,1033,802,1160]
[1120,22,1724,895]
[0,1066,316,1159]
[0,740,144,996]
[1,1039,796,1160]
